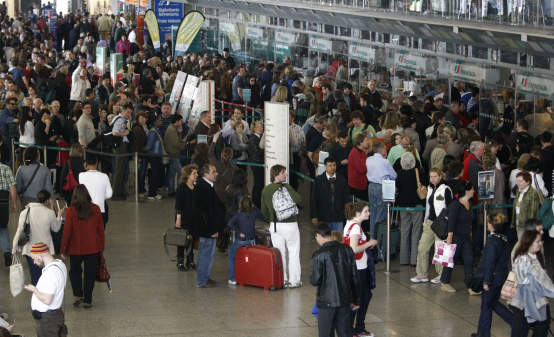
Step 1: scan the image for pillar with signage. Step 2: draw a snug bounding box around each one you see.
[393,50,427,94]
[275,30,294,64]
[96,47,108,76]
[110,53,123,86]
[191,80,216,125]
[264,102,290,185]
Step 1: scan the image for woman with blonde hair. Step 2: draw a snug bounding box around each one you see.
[272,85,288,103]
[376,110,403,138]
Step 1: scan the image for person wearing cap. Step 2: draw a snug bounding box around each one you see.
[24,241,68,337]
[311,222,361,337]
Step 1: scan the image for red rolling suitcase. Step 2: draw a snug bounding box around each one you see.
[235,246,284,290]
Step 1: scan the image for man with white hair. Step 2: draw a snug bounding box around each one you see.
[24,242,68,337]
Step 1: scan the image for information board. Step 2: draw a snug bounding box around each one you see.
[264,102,290,185]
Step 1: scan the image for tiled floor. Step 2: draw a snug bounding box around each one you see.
[0,196,513,337]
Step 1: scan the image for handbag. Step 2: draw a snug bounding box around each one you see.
[432,240,457,268]
[343,223,366,260]
[500,271,518,302]
[163,227,192,261]
[415,168,428,200]
[17,208,31,247]
[431,208,449,240]
[96,252,110,283]
[9,254,24,297]
[62,160,78,191]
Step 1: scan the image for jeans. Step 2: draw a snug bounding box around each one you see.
[477,279,512,337]
[511,305,549,337]
[26,255,42,286]
[415,219,443,277]
[352,267,373,333]
[440,235,474,285]
[228,240,254,281]
[197,237,216,286]
[318,306,352,337]
[270,222,301,284]
[0,227,9,253]
[69,253,99,304]
[167,157,182,194]
[137,157,148,193]
[368,182,385,239]
[327,222,344,232]
[399,210,423,265]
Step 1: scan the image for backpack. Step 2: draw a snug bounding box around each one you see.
[272,184,298,222]
[102,115,124,149]
[62,160,78,192]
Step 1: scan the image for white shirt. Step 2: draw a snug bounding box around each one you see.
[79,170,113,212]
[203,177,214,188]
[31,260,67,312]
[128,30,137,44]
[343,220,368,270]
[19,121,35,146]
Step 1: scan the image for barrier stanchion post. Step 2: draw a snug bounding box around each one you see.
[43,146,47,165]
[385,201,391,274]
[483,200,488,248]
[134,152,139,204]
[11,138,15,173]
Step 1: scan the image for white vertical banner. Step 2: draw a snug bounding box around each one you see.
[264,102,290,185]
[190,80,216,127]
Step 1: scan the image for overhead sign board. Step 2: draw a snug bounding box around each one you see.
[515,73,554,97]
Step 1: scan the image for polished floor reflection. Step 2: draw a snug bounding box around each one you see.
[0,197,512,337]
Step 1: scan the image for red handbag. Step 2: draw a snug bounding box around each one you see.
[96,252,110,283]
[343,223,366,260]
[62,161,78,192]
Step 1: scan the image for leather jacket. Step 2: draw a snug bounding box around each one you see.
[311,241,361,308]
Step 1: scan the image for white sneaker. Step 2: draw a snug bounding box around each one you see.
[288,281,303,289]
[148,194,163,200]
[228,280,237,285]
[430,276,441,284]
[410,276,429,283]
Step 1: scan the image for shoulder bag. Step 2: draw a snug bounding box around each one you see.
[343,223,366,260]
[415,167,428,200]
[500,271,518,302]
[19,163,41,198]
[17,208,31,247]
[431,208,449,240]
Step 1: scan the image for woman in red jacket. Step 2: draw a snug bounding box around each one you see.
[348,134,371,200]
[61,184,105,308]
[116,34,131,57]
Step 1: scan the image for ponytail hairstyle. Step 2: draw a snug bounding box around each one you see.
[487,213,507,233]
[344,201,367,220]
[238,195,254,215]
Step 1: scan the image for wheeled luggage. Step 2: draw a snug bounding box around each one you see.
[235,246,284,290]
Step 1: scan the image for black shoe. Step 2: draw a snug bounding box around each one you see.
[176,263,188,271]
[207,279,216,285]
[4,252,12,267]
[186,262,196,270]
[470,334,480,337]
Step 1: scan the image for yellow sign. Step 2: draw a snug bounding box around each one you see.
[174,11,205,56]
[144,10,160,51]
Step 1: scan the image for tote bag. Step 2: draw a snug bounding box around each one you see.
[432,241,457,268]
[9,255,24,297]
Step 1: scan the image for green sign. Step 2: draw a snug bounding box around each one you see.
[275,42,290,63]
[96,47,108,76]
[110,53,123,85]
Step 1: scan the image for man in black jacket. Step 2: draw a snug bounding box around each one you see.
[311,223,360,337]
[194,164,225,288]
[310,157,349,232]
[248,120,264,208]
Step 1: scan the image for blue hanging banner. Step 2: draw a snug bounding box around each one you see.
[155,1,183,44]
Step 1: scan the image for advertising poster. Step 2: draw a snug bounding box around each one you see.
[154,0,183,43]
[110,53,123,86]
[144,10,160,51]
[478,170,495,200]
[169,71,187,114]
[190,80,215,127]
[174,11,205,57]
[96,47,108,75]
[264,102,290,185]
[177,75,200,121]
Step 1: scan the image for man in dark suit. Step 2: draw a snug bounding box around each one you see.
[194,164,226,288]
[248,120,264,208]
[310,157,350,232]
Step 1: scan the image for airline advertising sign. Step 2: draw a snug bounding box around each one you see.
[349,44,375,61]
[309,35,332,53]
[515,74,554,97]
[449,62,486,83]
[394,51,426,73]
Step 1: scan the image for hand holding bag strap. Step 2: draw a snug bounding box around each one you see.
[415,167,422,188]
[20,164,41,197]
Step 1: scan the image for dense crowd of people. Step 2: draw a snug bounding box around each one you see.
[0,4,553,337]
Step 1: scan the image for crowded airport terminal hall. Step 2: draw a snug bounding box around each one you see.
[0,0,553,336]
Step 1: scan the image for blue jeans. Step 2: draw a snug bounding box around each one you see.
[0,227,9,253]
[197,237,216,286]
[228,239,254,282]
[368,183,385,239]
[477,279,512,337]
[327,222,344,232]
[138,157,148,193]
[167,158,182,194]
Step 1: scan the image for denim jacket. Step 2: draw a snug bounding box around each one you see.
[145,127,163,155]
[511,253,554,323]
